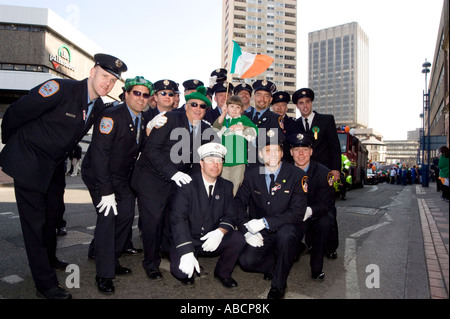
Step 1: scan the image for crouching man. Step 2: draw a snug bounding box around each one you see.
[170,142,245,288]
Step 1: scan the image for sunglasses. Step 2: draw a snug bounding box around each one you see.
[190,102,208,109]
[132,90,151,99]
[158,91,174,97]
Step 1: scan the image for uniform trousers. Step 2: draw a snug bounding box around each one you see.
[303,214,332,272]
[326,208,339,254]
[86,180,135,279]
[239,223,303,290]
[136,178,175,272]
[13,163,66,292]
[170,231,245,279]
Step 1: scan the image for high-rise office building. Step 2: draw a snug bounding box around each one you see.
[308,22,369,128]
[221,0,297,117]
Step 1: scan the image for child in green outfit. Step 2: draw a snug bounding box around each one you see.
[213,95,258,195]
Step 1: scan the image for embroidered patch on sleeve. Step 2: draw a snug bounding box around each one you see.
[99,117,114,134]
[38,80,60,97]
[302,176,308,193]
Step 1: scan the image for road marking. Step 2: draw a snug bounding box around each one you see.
[350,222,390,238]
[345,238,360,299]
[1,275,24,284]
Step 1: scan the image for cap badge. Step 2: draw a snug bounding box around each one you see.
[194,80,199,85]
[302,91,307,95]
[216,69,221,73]
[279,94,283,99]
[115,59,123,68]
[262,81,268,86]
[163,80,170,86]
[267,129,275,138]
[297,133,304,141]
[242,84,247,87]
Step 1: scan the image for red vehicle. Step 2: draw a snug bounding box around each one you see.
[337,129,368,188]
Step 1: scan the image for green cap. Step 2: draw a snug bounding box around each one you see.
[185,86,211,107]
[124,76,154,95]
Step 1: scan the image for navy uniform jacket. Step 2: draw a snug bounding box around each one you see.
[170,173,236,256]
[296,111,341,172]
[235,162,307,233]
[244,107,283,132]
[0,78,105,193]
[304,160,335,220]
[131,111,219,195]
[81,102,148,196]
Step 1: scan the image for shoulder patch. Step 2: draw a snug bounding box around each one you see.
[39,80,60,97]
[99,117,114,134]
[302,176,308,193]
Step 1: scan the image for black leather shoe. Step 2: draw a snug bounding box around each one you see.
[263,273,273,280]
[50,258,69,270]
[312,271,325,280]
[115,265,132,275]
[146,268,162,280]
[95,276,115,294]
[215,275,238,288]
[267,286,285,299]
[37,285,72,299]
[56,227,67,236]
[326,251,338,259]
[122,248,143,255]
[180,277,195,285]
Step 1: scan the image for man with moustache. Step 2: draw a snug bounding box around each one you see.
[234,83,253,113]
[0,53,127,299]
[81,76,152,294]
[131,86,218,280]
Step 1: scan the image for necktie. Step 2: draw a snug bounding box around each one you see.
[304,118,310,131]
[84,102,93,122]
[253,111,260,124]
[134,118,140,144]
[208,185,214,201]
[269,174,275,194]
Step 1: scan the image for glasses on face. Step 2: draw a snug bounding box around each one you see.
[132,90,151,99]
[158,91,174,97]
[190,102,208,109]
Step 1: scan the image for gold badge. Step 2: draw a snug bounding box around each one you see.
[115,59,123,68]
[267,129,275,138]
[194,80,199,85]
[302,91,307,95]
[163,80,170,86]
[262,80,268,86]
[327,172,334,186]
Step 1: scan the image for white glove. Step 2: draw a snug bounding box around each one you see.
[171,171,192,187]
[200,229,224,252]
[303,207,313,221]
[216,126,227,139]
[147,111,167,130]
[244,232,264,247]
[179,252,200,278]
[209,75,217,87]
[96,194,118,217]
[244,219,266,234]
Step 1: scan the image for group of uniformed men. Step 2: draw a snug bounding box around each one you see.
[0,53,342,300]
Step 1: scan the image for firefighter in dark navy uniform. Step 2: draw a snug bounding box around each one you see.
[292,88,341,259]
[0,53,127,299]
[81,76,152,294]
[271,91,295,163]
[131,86,219,280]
[242,80,284,166]
[235,131,307,299]
[289,133,333,280]
[170,142,245,287]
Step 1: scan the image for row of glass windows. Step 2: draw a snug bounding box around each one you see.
[1,63,48,72]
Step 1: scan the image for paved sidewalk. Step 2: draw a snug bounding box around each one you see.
[416,183,449,299]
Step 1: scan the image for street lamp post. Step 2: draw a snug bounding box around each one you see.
[421,59,431,187]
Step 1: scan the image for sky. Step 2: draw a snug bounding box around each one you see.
[0,0,445,140]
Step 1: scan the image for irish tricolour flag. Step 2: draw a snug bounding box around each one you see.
[230,40,274,78]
